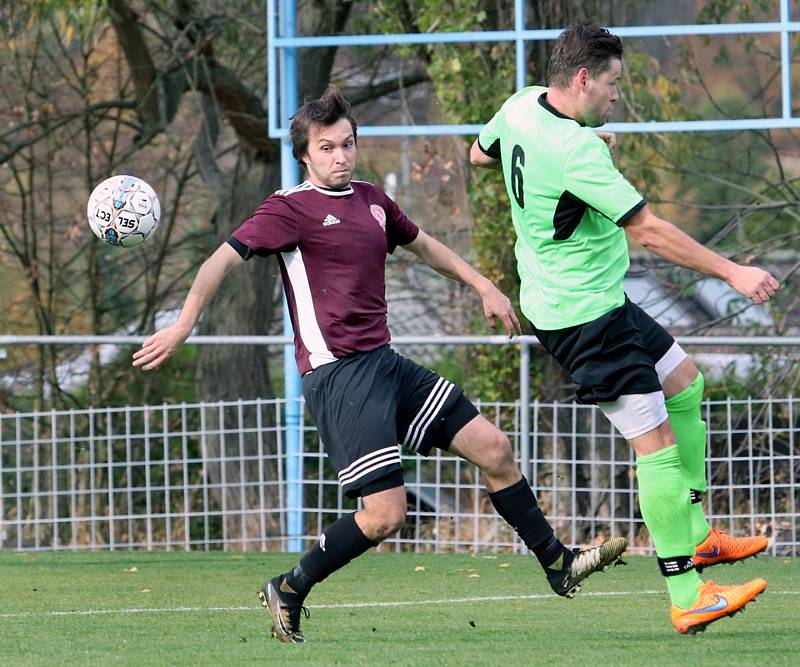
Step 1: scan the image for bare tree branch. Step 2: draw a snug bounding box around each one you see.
[344,67,431,107]
[107,0,161,131]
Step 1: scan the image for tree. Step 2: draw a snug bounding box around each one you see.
[0,0,432,547]
[619,0,800,396]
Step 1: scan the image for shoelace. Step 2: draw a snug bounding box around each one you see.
[287,605,310,632]
[570,546,603,574]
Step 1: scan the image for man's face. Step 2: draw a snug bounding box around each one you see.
[303,117,357,188]
[579,58,622,128]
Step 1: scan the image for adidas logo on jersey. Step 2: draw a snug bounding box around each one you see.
[322,214,341,227]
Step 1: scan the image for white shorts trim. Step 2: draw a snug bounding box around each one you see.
[404,377,454,452]
[598,391,669,440]
[338,445,402,486]
[655,342,688,384]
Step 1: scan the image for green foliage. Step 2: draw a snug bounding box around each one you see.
[429,347,465,388]
[0,0,107,41]
[616,51,697,198]
[695,0,775,24]
[73,345,199,408]
[373,0,526,399]
[703,353,797,402]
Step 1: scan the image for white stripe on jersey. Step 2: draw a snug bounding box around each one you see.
[338,445,402,486]
[275,182,314,197]
[306,181,354,196]
[280,248,338,369]
[404,378,454,451]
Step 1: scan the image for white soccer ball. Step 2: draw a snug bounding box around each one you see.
[86,175,161,247]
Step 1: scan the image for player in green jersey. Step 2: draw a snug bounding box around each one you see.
[471,24,777,634]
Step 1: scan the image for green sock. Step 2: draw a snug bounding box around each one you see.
[636,445,701,608]
[666,373,712,544]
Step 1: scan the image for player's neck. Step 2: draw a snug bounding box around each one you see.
[307,175,351,192]
[543,88,584,125]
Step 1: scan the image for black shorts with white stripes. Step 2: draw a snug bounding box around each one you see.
[301,345,478,498]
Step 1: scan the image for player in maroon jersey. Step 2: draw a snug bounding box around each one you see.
[132,87,627,644]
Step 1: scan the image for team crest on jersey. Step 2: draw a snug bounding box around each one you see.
[370,204,386,232]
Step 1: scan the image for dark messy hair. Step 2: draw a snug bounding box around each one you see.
[290,85,358,164]
[547,24,623,89]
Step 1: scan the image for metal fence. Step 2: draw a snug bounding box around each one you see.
[1,395,796,555]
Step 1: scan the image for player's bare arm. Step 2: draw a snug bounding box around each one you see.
[625,205,779,304]
[405,230,522,337]
[132,243,244,370]
[468,139,502,170]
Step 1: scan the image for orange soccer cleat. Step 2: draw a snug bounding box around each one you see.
[693,528,769,572]
[671,578,767,635]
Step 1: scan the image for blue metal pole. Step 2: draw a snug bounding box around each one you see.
[271,21,800,49]
[514,0,526,91]
[514,0,525,90]
[267,116,800,139]
[266,0,278,136]
[279,0,304,553]
[781,0,793,120]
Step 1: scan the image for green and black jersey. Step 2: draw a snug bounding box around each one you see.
[478,86,645,330]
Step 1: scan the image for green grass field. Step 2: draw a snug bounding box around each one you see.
[0,551,797,666]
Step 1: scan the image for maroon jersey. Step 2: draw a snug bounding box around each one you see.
[228,180,419,375]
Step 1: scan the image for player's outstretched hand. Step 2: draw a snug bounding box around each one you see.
[597,131,617,151]
[132,325,190,371]
[480,284,522,338]
[727,265,780,305]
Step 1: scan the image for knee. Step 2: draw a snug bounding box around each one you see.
[480,431,516,476]
[365,504,406,541]
[376,506,406,540]
[384,505,407,536]
[666,367,704,409]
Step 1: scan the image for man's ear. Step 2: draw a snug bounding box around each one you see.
[576,67,591,90]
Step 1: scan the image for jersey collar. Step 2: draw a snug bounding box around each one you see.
[538,93,586,127]
[306,180,354,196]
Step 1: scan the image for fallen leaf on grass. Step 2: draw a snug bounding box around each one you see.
[141,588,150,593]
[414,566,427,572]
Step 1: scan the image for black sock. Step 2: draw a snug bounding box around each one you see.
[489,477,569,571]
[284,513,376,599]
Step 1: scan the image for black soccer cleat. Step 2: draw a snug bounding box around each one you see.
[258,575,309,644]
[546,537,628,598]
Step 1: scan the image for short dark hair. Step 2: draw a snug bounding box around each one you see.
[547,25,623,89]
[290,85,358,164]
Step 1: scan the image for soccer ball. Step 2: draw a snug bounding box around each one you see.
[86,175,161,247]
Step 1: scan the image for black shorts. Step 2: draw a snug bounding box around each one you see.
[532,297,674,404]
[302,345,478,498]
